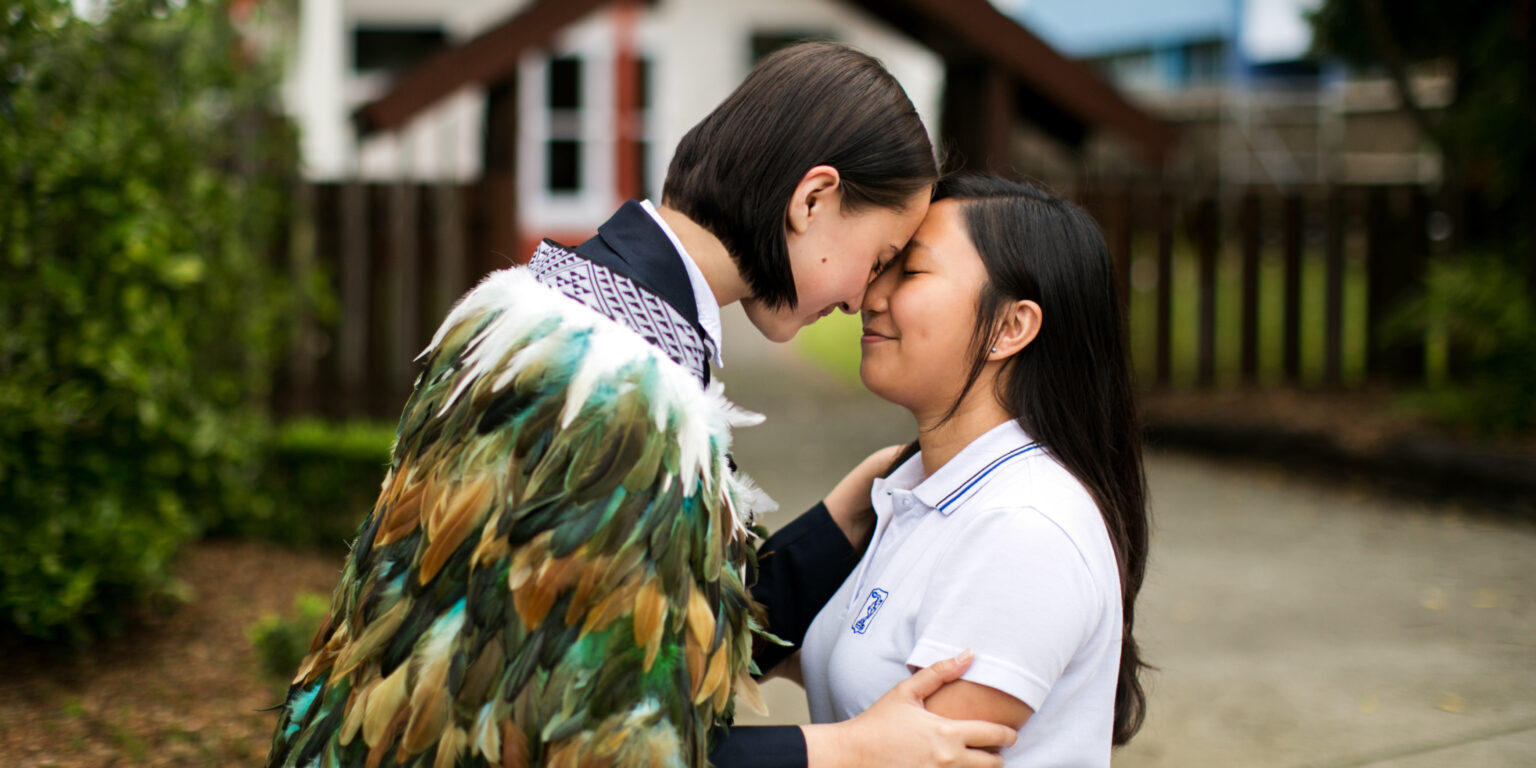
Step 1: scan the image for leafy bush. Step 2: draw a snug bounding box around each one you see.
[0,0,297,640]
[247,590,330,682]
[217,419,395,549]
[1387,255,1536,435]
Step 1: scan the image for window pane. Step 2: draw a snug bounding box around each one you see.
[548,140,582,193]
[353,27,447,74]
[548,57,582,110]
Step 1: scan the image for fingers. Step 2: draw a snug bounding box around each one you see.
[951,720,1018,752]
[898,649,973,701]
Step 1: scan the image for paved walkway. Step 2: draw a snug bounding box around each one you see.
[714,306,1536,767]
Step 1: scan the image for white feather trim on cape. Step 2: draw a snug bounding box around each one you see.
[417,266,777,535]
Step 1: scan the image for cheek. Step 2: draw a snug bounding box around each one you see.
[893,293,976,385]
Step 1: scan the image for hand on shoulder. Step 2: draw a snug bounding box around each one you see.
[823,444,906,546]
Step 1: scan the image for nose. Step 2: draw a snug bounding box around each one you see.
[838,280,872,315]
[861,261,895,313]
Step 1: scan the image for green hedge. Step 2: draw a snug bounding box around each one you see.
[0,0,298,641]
[231,420,396,550]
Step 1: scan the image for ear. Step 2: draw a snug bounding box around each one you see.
[989,300,1042,360]
[785,165,842,235]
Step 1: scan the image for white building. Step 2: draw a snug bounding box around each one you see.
[285,0,944,244]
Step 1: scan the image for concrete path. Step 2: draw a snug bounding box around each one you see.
[714,306,1536,767]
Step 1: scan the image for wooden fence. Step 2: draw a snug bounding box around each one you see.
[273,181,1457,419]
[1077,183,1449,389]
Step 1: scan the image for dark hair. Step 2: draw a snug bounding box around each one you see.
[662,42,936,309]
[929,173,1151,746]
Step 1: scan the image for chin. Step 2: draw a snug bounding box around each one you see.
[858,362,899,402]
[748,316,798,343]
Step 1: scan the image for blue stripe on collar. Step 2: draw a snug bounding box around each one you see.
[936,442,1041,513]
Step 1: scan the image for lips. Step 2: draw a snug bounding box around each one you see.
[861,326,895,342]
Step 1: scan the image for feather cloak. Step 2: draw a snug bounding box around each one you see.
[265,267,776,768]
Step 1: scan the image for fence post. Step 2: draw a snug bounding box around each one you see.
[1281,193,1304,383]
[1155,188,1174,386]
[389,182,420,395]
[1238,191,1261,382]
[1366,187,1426,382]
[433,182,467,326]
[1323,186,1346,386]
[1113,186,1134,315]
[1196,196,1219,386]
[339,179,369,417]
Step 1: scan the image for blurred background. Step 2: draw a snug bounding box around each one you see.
[1,0,1533,765]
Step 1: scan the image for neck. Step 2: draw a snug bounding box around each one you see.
[656,204,750,306]
[914,372,1013,478]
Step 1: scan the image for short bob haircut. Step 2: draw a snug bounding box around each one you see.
[662,42,936,310]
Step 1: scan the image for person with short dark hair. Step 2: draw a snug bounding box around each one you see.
[787,174,1151,766]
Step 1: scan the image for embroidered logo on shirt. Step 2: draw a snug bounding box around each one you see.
[851,588,889,635]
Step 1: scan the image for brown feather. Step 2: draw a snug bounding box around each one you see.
[419,475,494,585]
[513,554,581,630]
[685,635,706,697]
[581,572,639,636]
[564,552,607,626]
[363,666,409,748]
[471,513,513,569]
[685,582,714,652]
[375,477,427,548]
[297,619,352,685]
[472,708,500,766]
[633,577,667,673]
[401,653,454,754]
[501,717,529,768]
[713,666,732,714]
[333,600,407,680]
[694,647,727,707]
[432,725,467,768]
[339,678,376,746]
[456,633,504,708]
[546,740,582,768]
[364,708,407,768]
[733,666,769,717]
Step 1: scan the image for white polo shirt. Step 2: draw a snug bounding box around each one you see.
[800,420,1123,767]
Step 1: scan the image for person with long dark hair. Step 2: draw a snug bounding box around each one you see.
[793,174,1151,766]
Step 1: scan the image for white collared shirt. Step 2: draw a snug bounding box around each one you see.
[801,420,1123,767]
[640,199,723,367]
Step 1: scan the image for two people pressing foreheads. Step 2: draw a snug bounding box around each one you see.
[617,41,1151,768]
[271,41,1149,768]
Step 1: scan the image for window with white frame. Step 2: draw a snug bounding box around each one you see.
[545,55,584,194]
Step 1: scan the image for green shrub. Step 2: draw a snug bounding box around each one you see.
[247,590,330,682]
[1387,255,1536,435]
[218,419,395,549]
[0,0,298,640]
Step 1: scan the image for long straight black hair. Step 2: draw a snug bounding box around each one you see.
[926,173,1150,745]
